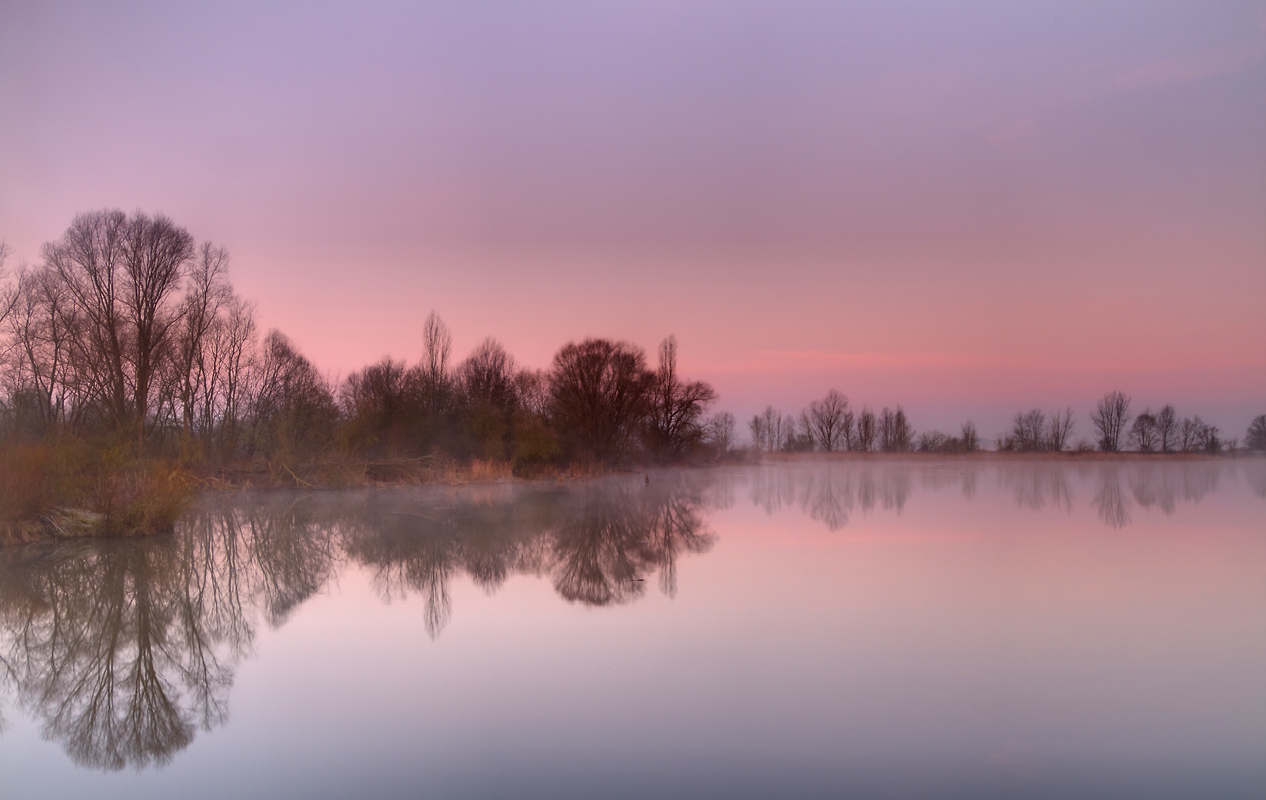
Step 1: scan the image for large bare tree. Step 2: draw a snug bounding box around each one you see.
[42,210,195,447]
[1128,410,1158,452]
[807,389,849,452]
[1245,415,1266,452]
[644,336,716,459]
[549,338,654,463]
[419,311,452,414]
[1090,390,1131,452]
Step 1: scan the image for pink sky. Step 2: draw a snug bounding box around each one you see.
[1,1,1263,438]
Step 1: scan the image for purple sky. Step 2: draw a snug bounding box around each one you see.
[2,1,1263,439]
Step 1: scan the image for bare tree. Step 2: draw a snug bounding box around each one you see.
[458,337,517,410]
[42,210,196,447]
[807,389,849,452]
[420,311,452,413]
[1128,410,1158,452]
[960,420,980,452]
[757,406,788,453]
[247,330,338,462]
[1091,390,1132,452]
[171,243,234,441]
[548,338,654,463]
[341,357,410,450]
[705,411,735,453]
[1245,415,1266,452]
[513,368,550,418]
[1011,409,1046,451]
[855,406,877,452]
[2,266,82,434]
[1155,405,1178,452]
[644,336,717,459]
[878,406,913,452]
[748,412,768,451]
[1179,415,1202,452]
[1195,420,1221,453]
[1045,407,1075,451]
[0,241,16,327]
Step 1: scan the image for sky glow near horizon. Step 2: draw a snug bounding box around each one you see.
[1,0,1263,436]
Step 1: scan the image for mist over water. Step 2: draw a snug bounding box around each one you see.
[1,457,1263,798]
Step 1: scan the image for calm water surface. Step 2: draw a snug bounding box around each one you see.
[2,457,1264,799]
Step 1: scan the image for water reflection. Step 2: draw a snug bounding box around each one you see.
[0,539,234,770]
[748,465,916,531]
[0,458,1260,773]
[0,475,714,769]
[744,458,1254,532]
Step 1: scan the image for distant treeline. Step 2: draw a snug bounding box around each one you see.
[0,210,727,495]
[2,209,1264,531]
[748,388,1266,455]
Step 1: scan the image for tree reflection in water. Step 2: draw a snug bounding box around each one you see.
[0,459,1256,771]
[748,464,917,531]
[742,458,1253,533]
[0,473,715,769]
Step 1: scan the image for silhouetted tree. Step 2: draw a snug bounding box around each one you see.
[455,337,519,459]
[2,266,80,435]
[806,389,849,451]
[1155,405,1178,452]
[1195,421,1221,453]
[704,411,736,454]
[1046,407,1075,451]
[1129,410,1158,452]
[341,357,411,454]
[42,210,196,447]
[748,413,766,451]
[1247,415,1266,452]
[644,336,716,460]
[750,406,790,453]
[0,241,15,327]
[855,406,877,451]
[960,420,980,452]
[1177,415,1219,453]
[1011,409,1046,451]
[419,311,452,415]
[878,406,913,452]
[548,338,654,463]
[785,412,814,451]
[247,330,337,466]
[916,430,950,452]
[1091,391,1132,452]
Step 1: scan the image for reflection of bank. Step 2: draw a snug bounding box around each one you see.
[341,479,715,632]
[0,498,337,771]
[748,465,916,531]
[0,474,716,771]
[1081,461,1222,529]
[739,458,1248,533]
[0,540,232,770]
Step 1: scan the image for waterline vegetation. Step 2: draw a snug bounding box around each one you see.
[2,211,1262,542]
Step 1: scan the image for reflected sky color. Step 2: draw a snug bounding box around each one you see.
[1,458,1263,798]
[1,1,1263,432]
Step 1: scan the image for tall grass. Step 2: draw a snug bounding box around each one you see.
[0,443,56,520]
[0,439,195,539]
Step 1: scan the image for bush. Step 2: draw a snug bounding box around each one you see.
[0,443,55,520]
[93,462,195,535]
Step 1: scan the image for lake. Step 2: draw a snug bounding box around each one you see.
[2,457,1264,799]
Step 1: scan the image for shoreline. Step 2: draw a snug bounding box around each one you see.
[3,450,1255,548]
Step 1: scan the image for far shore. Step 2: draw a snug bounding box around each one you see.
[4,449,1256,549]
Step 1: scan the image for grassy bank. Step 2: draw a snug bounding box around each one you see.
[0,440,195,546]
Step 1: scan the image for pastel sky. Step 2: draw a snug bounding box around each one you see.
[2,1,1263,437]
